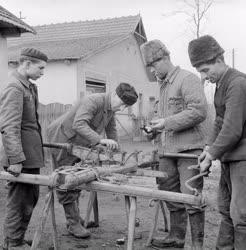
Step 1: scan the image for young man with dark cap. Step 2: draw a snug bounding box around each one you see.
[140,40,207,249]
[0,48,48,249]
[46,83,138,239]
[188,35,246,250]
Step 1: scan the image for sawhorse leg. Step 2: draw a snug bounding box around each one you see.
[31,188,59,250]
[84,191,99,228]
[125,195,137,250]
[146,200,169,247]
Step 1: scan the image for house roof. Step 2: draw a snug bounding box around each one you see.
[8,15,147,61]
[0,5,36,34]
[8,34,127,61]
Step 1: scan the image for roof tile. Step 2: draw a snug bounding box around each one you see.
[8,15,142,61]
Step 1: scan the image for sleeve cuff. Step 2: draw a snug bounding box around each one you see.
[207,148,217,161]
[8,153,26,165]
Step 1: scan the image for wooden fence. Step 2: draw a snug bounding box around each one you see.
[38,103,72,141]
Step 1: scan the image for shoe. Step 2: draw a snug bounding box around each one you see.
[63,202,90,239]
[152,209,187,248]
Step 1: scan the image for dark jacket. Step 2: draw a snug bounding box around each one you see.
[47,93,118,148]
[207,68,246,162]
[0,71,44,168]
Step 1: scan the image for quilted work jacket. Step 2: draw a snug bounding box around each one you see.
[157,66,208,154]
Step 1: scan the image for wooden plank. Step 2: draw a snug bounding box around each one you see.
[135,169,167,178]
[81,181,203,206]
[31,191,53,250]
[125,196,130,223]
[50,190,59,250]
[160,201,169,232]
[93,193,99,226]
[146,200,160,246]
[127,197,137,250]
[84,191,96,228]
[0,171,57,187]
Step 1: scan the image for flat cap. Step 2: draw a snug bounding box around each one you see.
[140,40,170,66]
[21,48,48,62]
[116,83,138,106]
[188,35,224,67]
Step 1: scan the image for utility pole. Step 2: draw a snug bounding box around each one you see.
[19,11,26,21]
[232,48,235,68]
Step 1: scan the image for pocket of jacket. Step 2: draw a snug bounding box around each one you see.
[168,96,185,115]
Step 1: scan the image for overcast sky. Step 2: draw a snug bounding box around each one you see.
[2,0,246,74]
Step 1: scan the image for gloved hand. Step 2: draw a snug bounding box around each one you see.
[7,163,23,177]
[100,139,119,151]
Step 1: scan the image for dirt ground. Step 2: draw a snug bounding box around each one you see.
[0,141,221,250]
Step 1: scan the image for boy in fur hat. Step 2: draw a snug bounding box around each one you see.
[189,35,246,250]
[140,40,207,249]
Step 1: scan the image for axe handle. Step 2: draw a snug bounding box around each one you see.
[43,142,71,151]
[160,152,198,159]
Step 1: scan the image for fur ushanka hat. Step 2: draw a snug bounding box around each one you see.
[140,40,170,66]
[188,35,224,67]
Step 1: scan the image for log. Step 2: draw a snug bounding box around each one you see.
[0,171,58,187]
[60,163,138,189]
[81,181,204,206]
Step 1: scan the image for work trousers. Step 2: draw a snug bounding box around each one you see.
[216,161,246,250]
[157,149,204,214]
[3,168,40,245]
[51,152,81,205]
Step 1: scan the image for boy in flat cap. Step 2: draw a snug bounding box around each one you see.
[0,48,48,249]
[46,83,138,239]
[189,35,246,250]
[140,40,207,249]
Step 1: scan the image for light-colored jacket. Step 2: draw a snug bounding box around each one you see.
[157,66,207,154]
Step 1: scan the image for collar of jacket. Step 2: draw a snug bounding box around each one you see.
[216,66,230,89]
[159,66,180,85]
[12,70,32,89]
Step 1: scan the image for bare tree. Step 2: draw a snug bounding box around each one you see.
[163,0,214,38]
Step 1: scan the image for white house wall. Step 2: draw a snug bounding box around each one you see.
[35,60,77,105]
[80,35,159,116]
[79,35,159,138]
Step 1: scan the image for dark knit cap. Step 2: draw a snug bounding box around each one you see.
[116,83,138,106]
[188,35,224,67]
[21,48,48,62]
[140,40,170,66]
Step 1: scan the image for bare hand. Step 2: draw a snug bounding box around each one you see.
[199,151,212,173]
[7,164,23,177]
[100,139,119,151]
[150,119,165,130]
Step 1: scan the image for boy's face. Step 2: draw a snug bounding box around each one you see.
[111,94,128,112]
[26,60,46,80]
[196,60,223,84]
[148,58,169,80]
